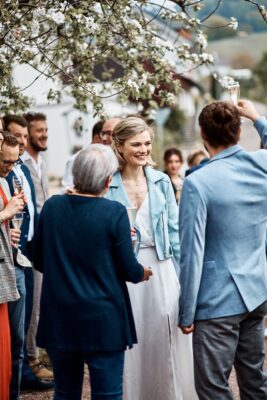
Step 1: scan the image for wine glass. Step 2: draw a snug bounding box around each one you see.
[12,175,23,195]
[12,212,24,248]
[127,207,137,250]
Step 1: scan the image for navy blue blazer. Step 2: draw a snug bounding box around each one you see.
[6,163,38,256]
[33,195,144,352]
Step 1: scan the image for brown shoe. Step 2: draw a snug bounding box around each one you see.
[29,358,54,381]
[39,350,52,368]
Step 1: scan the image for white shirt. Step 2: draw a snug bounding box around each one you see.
[21,151,44,180]
[61,152,80,192]
[13,162,35,241]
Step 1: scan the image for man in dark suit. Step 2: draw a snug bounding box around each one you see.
[3,115,53,396]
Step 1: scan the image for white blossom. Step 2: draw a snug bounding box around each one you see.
[130,20,142,32]
[179,12,188,21]
[199,53,214,63]
[219,76,239,89]
[229,17,238,30]
[47,10,65,25]
[127,79,139,91]
[30,20,40,37]
[148,84,156,94]
[196,32,207,49]
[0,0,265,115]
[33,7,46,18]
[191,53,200,63]
[128,48,138,56]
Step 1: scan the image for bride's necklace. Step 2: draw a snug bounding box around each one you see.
[122,174,147,202]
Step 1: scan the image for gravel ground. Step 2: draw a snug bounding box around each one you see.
[21,339,267,400]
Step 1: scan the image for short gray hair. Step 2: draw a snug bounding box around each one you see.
[72,144,118,194]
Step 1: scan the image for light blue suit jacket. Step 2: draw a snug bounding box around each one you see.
[105,166,180,264]
[179,117,267,326]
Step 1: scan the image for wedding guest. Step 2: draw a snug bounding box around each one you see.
[185,149,209,177]
[163,147,184,203]
[32,144,152,399]
[100,117,121,145]
[3,114,53,394]
[0,130,25,399]
[61,119,105,191]
[0,124,13,400]
[179,100,267,398]
[21,112,52,385]
[106,117,197,400]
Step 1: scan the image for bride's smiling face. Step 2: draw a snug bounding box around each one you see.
[118,130,152,167]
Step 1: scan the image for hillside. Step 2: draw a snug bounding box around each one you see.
[198,0,267,33]
[207,32,267,66]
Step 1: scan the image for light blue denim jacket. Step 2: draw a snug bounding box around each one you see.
[105,166,180,264]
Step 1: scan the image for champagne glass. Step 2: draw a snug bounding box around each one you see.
[12,212,24,248]
[12,175,23,195]
[219,76,240,106]
[227,82,240,106]
[127,207,137,250]
[127,207,137,228]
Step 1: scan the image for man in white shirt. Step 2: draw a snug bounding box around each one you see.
[21,112,51,381]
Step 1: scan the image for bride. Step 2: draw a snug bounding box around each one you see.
[106,116,197,400]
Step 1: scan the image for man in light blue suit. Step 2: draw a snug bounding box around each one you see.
[178,100,267,399]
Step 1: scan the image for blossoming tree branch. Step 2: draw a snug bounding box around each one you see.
[0,0,266,114]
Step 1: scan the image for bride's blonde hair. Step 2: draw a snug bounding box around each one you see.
[112,117,155,169]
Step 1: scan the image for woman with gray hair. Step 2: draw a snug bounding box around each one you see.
[32,144,152,400]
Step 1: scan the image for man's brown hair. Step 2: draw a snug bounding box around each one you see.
[3,115,28,130]
[23,112,46,124]
[198,101,240,148]
[2,133,19,147]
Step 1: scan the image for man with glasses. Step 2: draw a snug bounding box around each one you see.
[0,133,33,399]
[61,118,121,191]
[99,117,121,145]
[3,115,53,395]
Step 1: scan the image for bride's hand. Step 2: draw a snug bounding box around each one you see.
[178,324,195,334]
[131,227,136,238]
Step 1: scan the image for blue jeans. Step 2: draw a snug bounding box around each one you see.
[8,267,26,400]
[48,350,125,400]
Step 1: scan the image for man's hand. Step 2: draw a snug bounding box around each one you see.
[237,100,260,122]
[20,189,27,205]
[142,267,153,281]
[179,324,195,334]
[10,228,21,248]
[2,193,24,220]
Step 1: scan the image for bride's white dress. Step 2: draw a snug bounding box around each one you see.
[123,196,197,400]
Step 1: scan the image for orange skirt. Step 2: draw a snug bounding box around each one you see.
[0,303,11,400]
